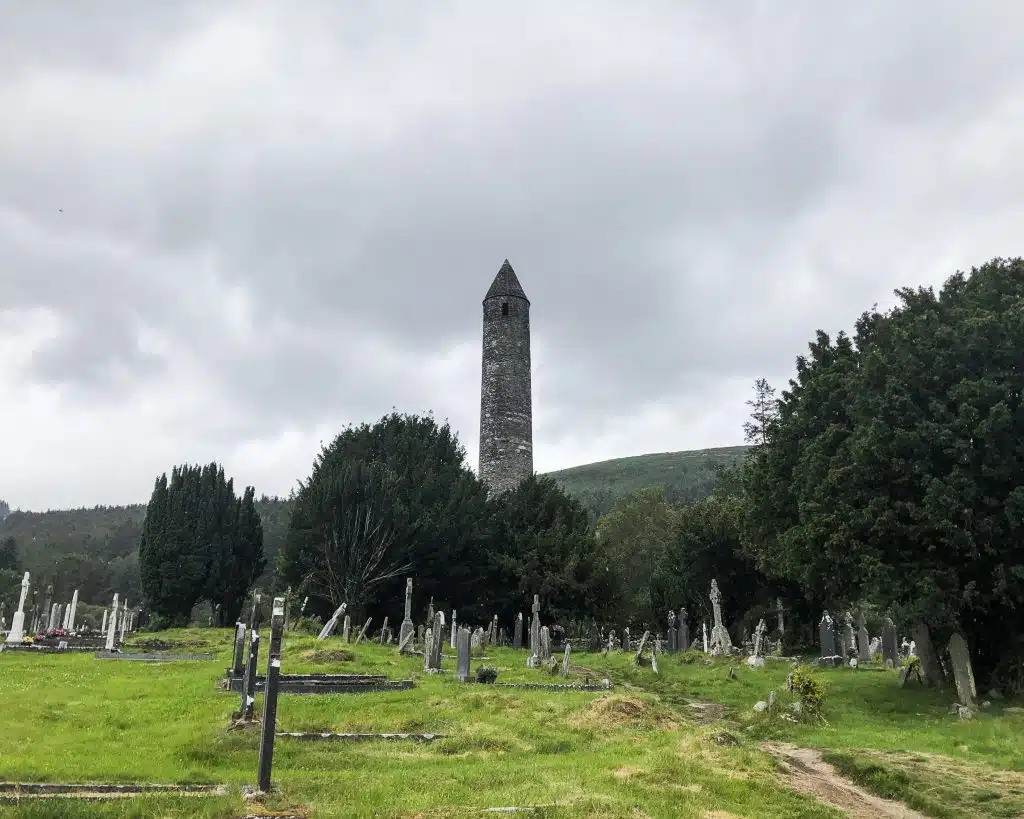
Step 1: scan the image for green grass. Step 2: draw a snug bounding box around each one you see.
[1,629,1021,818]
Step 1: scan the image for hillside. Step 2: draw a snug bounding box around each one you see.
[547,445,748,517]
[0,446,746,606]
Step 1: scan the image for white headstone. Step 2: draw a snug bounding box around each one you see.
[104,594,119,651]
[4,571,29,644]
[67,590,79,633]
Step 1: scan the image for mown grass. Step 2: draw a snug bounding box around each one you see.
[1,629,1021,818]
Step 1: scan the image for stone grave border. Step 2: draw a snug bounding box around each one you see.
[0,782,226,801]
[95,651,216,662]
[276,732,444,742]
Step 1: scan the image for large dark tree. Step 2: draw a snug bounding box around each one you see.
[278,413,489,620]
[279,458,410,617]
[742,258,1024,682]
[139,463,264,626]
[483,475,614,625]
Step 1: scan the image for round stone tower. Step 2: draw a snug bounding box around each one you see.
[479,259,533,494]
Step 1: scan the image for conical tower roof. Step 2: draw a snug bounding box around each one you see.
[484,259,529,303]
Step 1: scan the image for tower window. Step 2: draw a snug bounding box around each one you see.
[501,302,509,316]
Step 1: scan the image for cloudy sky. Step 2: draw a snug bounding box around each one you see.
[2,2,1022,511]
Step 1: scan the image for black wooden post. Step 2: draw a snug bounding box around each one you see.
[241,631,260,720]
[256,597,285,792]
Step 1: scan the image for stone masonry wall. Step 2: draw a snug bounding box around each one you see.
[479,293,533,494]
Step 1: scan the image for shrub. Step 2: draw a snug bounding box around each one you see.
[790,667,826,719]
[476,666,498,684]
[291,616,324,636]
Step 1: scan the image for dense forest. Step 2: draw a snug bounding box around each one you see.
[0,447,733,616]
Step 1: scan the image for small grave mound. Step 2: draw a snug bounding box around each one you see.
[300,649,355,663]
[573,695,678,730]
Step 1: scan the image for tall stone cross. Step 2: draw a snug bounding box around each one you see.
[5,571,30,644]
[753,618,767,657]
[708,579,733,654]
[399,577,415,648]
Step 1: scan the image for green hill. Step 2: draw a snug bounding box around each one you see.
[0,446,746,606]
[546,445,748,518]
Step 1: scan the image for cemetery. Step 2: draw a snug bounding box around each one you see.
[2,574,1023,818]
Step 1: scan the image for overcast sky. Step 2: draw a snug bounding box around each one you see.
[2,2,1022,511]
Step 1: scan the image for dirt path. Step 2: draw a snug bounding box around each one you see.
[761,743,928,819]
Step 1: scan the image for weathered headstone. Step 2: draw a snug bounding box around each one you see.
[425,612,445,672]
[539,626,551,662]
[911,622,944,685]
[512,612,523,650]
[232,623,247,676]
[702,622,708,653]
[4,572,29,644]
[104,593,119,651]
[881,618,899,668]
[317,602,347,640]
[119,599,129,645]
[528,595,541,667]
[355,618,372,645]
[819,611,837,658]
[379,616,389,645]
[857,613,871,663]
[101,608,108,637]
[667,610,678,652]
[399,577,415,648]
[47,603,59,632]
[635,630,650,665]
[747,618,767,667]
[948,633,976,707]
[708,579,733,654]
[490,614,499,645]
[342,615,351,642]
[456,627,471,681]
[841,612,856,657]
[450,610,457,649]
[623,627,631,652]
[678,609,690,653]
[256,597,285,793]
[776,597,785,634]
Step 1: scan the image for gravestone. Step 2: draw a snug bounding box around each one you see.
[5,572,29,644]
[623,627,631,652]
[67,590,79,633]
[355,618,372,645]
[450,610,457,649]
[249,592,262,631]
[702,622,708,653]
[101,608,108,637]
[490,615,499,645]
[747,618,767,668]
[667,610,678,652]
[47,603,59,632]
[61,599,72,630]
[776,597,785,634]
[512,612,523,650]
[425,612,445,672]
[342,615,351,643]
[679,609,690,653]
[708,579,733,654]
[528,595,541,667]
[562,643,572,675]
[911,622,944,685]
[379,616,389,645]
[456,627,471,681]
[104,593,119,651]
[857,613,871,663]
[948,633,976,707]
[317,602,347,640]
[119,599,129,645]
[232,623,247,676]
[881,618,899,668]
[819,611,837,658]
[399,578,415,649]
[498,627,506,646]
[539,626,552,662]
[635,630,650,665]
[841,612,856,657]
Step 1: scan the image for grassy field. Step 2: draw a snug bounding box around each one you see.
[1,630,1021,818]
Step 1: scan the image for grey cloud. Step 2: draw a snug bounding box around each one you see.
[3,0,1024,476]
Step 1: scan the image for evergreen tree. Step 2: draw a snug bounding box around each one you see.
[742,258,1024,681]
[483,475,614,625]
[0,535,22,614]
[280,459,409,618]
[279,412,489,619]
[139,463,264,627]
